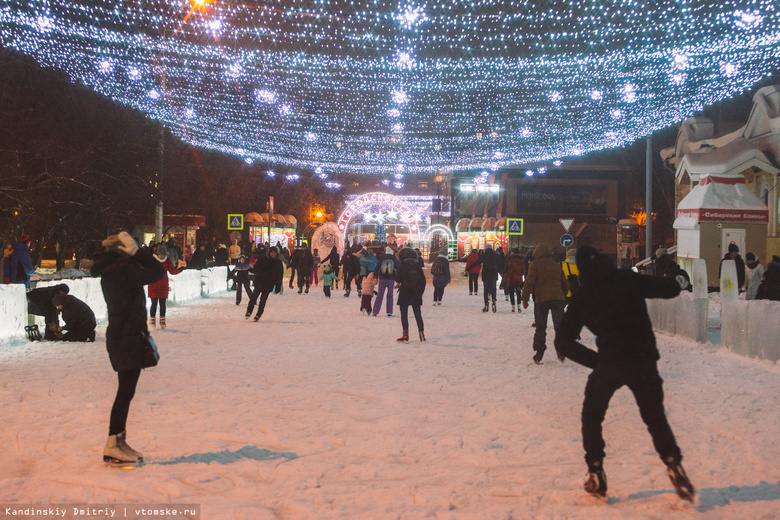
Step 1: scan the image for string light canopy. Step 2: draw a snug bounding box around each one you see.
[2,1,779,176]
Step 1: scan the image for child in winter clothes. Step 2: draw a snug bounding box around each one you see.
[360,272,377,315]
[321,263,340,298]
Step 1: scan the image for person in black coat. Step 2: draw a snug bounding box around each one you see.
[553,246,694,501]
[91,231,166,465]
[246,246,284,321]
[719,243,746,291]
[52,293,96,342]
[324,246,341,288]
[342,249,360,297]
[26,283,70,340]
[465,243,501,312]
[296,247,314,293]
[756,256,780,301]
[396,247,426,342]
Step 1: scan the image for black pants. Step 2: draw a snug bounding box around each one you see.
[297,272,310,290]
[344,272,356,292]
[507,286,522,306]
[235,279,252,304]
[433,286,445,302]
[62,326,96,342]
[582,364,681,472]
[109,369,141,436]
[246,288,271,318]
[400,304,424,332]
[533,299,565,354]
[324,285,332,297]
[149,298,166,318]
[468,273,479,294]
[483,279,497,305]
[288,266,297,288]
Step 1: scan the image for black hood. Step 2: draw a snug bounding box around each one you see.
[575,246,615,286]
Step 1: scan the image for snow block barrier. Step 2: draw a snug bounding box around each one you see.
[647,291,709,343]
[202,266,230,297]
[0,284,29,345]
[169,269,203,305]
[0,267,229,347]
[722,300,780,362]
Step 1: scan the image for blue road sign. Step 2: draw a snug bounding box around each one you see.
[506,218,524,235]
[560,234,573,247]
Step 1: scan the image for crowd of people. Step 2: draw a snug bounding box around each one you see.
[8,229,780,502]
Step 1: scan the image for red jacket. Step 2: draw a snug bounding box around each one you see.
[147,257,181,299]
[466,251,482,274]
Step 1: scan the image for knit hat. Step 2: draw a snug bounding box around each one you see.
[485,243,493,249]
[566,248,577,262]
[385,246,394,254]
[19,234,31,245]
[399,247,417,260]
[155,243,168,258]
[728,243,739,253]
[655,248,667,258]
[746,252,756,262]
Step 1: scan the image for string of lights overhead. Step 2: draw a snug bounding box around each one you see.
[1,0,779,178]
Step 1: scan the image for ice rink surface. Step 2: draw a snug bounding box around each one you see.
[2,276,779,519]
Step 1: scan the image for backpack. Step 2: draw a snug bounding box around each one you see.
[430,258,444,276]
[401,263,426,295]
[380,258,395,275]
[565,263,580,295]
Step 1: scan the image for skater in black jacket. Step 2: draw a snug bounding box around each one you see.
[554,246,695,502]
[246,246,284,321]
[92,231,166,465]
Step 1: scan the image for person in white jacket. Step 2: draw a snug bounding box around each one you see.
[745,252,765,300]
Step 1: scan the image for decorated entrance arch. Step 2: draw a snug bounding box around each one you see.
[337,192,421,240]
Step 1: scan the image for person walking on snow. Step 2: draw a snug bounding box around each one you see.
[360,272,377,315]
[465,243,501,313]
[147,243,185,330]
[396,247,426,342]
[554,245,694,502]
[460,249,482,296]
[521,243,569,364]
[324,246,340,289]
[373,246,398,316]
[91,231,165,465]
[504,248,525,313]
[246,246,284,321]
[297,247,314,294]
[320,262,339,298]
[430,250,451,305]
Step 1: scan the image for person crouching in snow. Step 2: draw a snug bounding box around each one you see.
[360,272,377,315]
[51,293,96,342]
[396,247,427,342]
[553,245,694,502]
[246,246,284,322]
[320,262,339,298]
[91,231,165,465]
[147,243,185,330]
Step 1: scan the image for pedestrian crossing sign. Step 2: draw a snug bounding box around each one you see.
[506,218,524,235]
[228,214,244,230]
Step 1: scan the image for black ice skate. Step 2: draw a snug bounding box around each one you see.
[666,459,695,502]
[584,469,607,500]
[532,351,544,364]
[482,304,489,313]
[25,325,42,341]
[492,301,497,313]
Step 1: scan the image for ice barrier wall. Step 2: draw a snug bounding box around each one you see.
[0,266,230,346]
[721,300,780,362]
[646,291,709,344]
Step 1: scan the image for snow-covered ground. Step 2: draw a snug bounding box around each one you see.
[1,276,779,520]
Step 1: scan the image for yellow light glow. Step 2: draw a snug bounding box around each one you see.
[316,211,323,218]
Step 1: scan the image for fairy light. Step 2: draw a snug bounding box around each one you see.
[1,1,778,175]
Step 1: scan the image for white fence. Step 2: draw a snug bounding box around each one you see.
[0,267,230,346]
[721,300,780,362]
[647,290,709,344]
